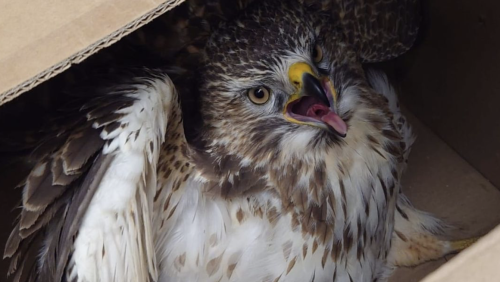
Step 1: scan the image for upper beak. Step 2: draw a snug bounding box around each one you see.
[288,62,330,105]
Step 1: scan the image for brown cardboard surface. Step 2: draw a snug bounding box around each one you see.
[0,0,185,106]
[422,225,500,282]
[389,110,500,281]
[396,0,500,189]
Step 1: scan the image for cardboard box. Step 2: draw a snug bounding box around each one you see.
[1,0,499,281]
[0,0,184,105]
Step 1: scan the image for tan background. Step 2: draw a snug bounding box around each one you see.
[391,0,500,189]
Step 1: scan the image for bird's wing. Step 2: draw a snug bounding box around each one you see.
[4,70,177,282]
[302,0,421,63]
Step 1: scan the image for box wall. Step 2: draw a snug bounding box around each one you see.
[396,0,500,189]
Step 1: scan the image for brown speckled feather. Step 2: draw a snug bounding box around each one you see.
[300,0,421,62]
[133,0,420,66]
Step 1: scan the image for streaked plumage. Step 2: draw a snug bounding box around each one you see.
[3,0,475,282]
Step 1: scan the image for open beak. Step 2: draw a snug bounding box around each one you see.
[284,62,347,137]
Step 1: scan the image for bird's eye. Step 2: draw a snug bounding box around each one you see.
[312,45,323,63]
[247,87,270,105]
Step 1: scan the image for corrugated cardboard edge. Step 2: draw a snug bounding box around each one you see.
[421,224,500,282]
[0,0,185,107]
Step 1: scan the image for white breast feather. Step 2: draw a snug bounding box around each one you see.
[155,71,407,282]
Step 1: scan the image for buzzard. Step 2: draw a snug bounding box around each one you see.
[4,0,476,281]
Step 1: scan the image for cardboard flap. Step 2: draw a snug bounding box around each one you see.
[0,0,184,106]
[422,225,500,282]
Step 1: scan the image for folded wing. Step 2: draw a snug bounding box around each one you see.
[4,70,177,282]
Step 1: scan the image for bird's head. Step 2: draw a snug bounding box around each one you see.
[197,0,391,164]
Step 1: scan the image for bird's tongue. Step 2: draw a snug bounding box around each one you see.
[321,111,347,136]
[306,103,347,136]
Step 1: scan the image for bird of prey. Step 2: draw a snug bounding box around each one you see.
[4,0,476,281]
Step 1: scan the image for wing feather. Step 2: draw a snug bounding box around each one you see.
[4,69,178,282]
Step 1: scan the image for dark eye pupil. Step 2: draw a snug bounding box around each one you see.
[255,88,265,98]
[312,48,318,58]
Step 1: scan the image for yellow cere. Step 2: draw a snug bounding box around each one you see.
[288,62,316,89]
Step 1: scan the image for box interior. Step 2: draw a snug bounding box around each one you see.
[1,0,499,280]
